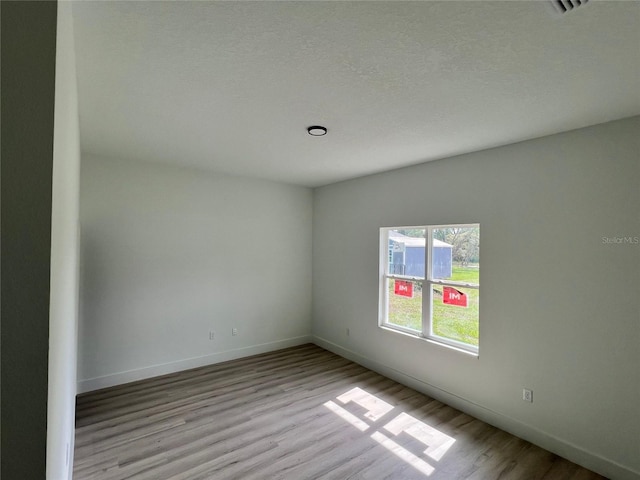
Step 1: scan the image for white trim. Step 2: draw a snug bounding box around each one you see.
[429,278,479,289]
[378,325,479,358]
[77,335,313,394]
[381,320,421,337]
[427,331,479,355]
[312,335,640,480]
[379,229,389,327]
[386,274,425,282]
[425,228,433,338]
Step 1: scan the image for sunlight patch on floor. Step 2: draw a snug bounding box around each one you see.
[384,412,455,461]
[323,400,369,432]
[371,431,436,476]
[337,386,394,421]
[324,387,455,477]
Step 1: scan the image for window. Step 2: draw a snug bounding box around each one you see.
[379,225,480,354]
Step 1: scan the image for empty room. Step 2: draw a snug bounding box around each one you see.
[1,1,639,480]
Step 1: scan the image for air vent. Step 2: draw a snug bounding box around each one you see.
[550,0,589,14]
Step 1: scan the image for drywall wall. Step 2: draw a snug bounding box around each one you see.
[47,1,81,479]
[1,2,58,479]
[312,117,640,479]
[78,156,312,390]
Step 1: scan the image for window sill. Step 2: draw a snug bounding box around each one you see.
[379,325,479,358]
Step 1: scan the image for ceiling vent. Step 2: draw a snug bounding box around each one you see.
[550,0,589,14]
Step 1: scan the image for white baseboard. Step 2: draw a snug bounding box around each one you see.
[312,335,639,480]
[77,335,313,394]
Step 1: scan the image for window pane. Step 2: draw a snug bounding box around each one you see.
[431,285,479,346]
[388,229,426,278]
[387,279,422,331]
[431,227,479,283]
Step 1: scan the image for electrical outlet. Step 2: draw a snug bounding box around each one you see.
[209,331,215,340]
[232,328,238,336]
[523,388,533,403]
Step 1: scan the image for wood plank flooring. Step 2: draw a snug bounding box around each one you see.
[75,344,605,480]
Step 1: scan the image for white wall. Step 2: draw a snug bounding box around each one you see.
[312,117,640,479]
[47,2,81,479]
[78,156,312,390]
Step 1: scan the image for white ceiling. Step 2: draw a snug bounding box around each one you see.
[72,1,640,187]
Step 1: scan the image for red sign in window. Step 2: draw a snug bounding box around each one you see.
[443,287,468,307]
[394,280,413,298]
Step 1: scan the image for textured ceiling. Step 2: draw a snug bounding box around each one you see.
[72,1,640,187]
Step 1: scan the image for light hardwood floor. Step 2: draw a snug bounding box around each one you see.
[75,344,605,479]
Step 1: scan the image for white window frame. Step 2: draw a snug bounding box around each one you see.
[379,224,479,355]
